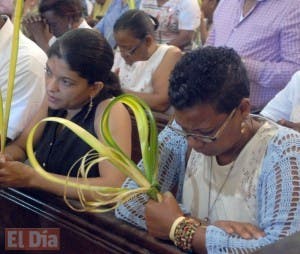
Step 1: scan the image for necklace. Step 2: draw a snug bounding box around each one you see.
[203,157,236,224]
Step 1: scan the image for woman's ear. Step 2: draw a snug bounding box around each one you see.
[145,34,153,47]
[239,98,251,119]
[90,81,104,97]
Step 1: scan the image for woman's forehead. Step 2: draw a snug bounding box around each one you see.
[174,104,218,128]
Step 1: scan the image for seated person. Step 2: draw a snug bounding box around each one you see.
[112,10,182,113]
[87,0,112,27]
[199,0,219,44]
[0,29,132,200]
[23,0,91,52]
[0,14,47,142]
[261,71,300,132]
[116,46,300,253]
[140,0,201,51]
[94,0,141,49]
[0,0,13,18]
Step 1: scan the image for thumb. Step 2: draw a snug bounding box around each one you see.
[0,154,6,163]
[164,191,175,199]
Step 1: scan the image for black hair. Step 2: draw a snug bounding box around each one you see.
[113,9,159,39]
[48,28,122,98]
[169,46,250,113]
[39,0,83,21]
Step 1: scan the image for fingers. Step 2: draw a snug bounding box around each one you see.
[278,119,300,132]
[0,154,6,163]
[214,221,265,239]
[278,119,293,127]
[23,14,44,24]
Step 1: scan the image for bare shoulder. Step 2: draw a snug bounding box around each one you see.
[165,45,182,59]
[94,98,129,122]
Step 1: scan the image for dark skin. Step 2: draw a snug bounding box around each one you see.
[145,99,265,253]
[278,119,300,132]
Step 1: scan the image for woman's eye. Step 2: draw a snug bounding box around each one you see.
[60,78,73,87]
[45,67,52,77]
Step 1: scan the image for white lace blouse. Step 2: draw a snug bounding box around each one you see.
[183,121,277,225]
[115,117,300,253]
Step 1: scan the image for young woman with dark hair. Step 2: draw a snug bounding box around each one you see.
[0,28,132,200]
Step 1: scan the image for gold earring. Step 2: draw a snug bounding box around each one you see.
[84,96,93,121]
[241,121,247,134]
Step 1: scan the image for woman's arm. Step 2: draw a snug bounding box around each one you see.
[168,30,195,50]
[115,125,188,229]
[145,128,300,253]
[123,47,182,112]
[203,128,300,254]
[31,100,132,198]
[0,99,132,200]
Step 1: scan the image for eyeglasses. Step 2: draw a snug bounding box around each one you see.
[168,108,237,143]
[116,39,145,57]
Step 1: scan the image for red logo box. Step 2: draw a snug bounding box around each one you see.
[5,228,60,251]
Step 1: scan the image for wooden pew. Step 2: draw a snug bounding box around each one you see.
[1,187,296,253]
[130,110,170,164]
[0,188,184,254]
[252,231,300,254]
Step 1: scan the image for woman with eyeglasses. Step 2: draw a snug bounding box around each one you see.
[112,9,182,113]
[115,46,300,253]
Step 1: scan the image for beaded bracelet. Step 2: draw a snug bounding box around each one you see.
[173,217,200,251]
[169,216,185,241]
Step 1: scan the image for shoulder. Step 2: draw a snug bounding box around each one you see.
[286,71,300,91]
[161,45,182,61]
[18,34,47,68]
[266,126,300,159]
[95,98,129,121]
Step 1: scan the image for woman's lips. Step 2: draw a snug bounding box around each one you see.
[47,94,58,104]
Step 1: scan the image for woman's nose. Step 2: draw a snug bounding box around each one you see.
[46,77,59,92]
[187,136,206,149]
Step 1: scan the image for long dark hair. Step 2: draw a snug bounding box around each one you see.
[48,28,122,100]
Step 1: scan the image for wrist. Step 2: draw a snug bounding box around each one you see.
[170,216,205,251]
[25,165,38,188]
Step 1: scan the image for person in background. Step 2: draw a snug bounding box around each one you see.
[116,46,300,253]
[94,0,141,49]
[0,14,46,142]
[23,0,91,52]
[0,29,131,200]
[0,0,13,18]
[140,0,200,51]
[87,0,112,27]
[23,0,39,16]
[199,0,219,44]
[112,10,181,113]
[261,71,300,132]
[81,0,93,18]
[205,0,300,113]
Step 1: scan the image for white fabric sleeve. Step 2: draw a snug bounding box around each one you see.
[261,71,300,121]
[178,0,201,31]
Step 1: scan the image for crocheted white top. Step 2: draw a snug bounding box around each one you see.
[115,118,300,253]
